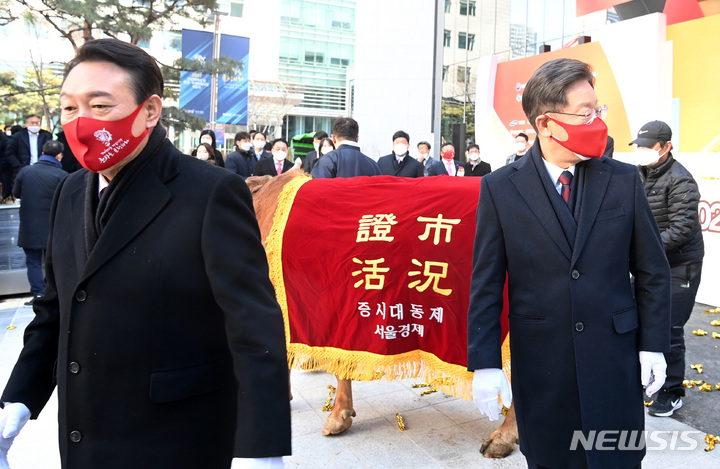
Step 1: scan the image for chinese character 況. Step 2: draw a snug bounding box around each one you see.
[407,259,452,296]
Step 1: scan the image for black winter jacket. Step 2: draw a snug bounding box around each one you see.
[639,153,704,266]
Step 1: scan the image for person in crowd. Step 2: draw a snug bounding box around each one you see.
[416,140,435,176]
[311,117,380,178]
[0,38,291,468]
[464,143,491,176]
[505,132,530,165]
[311,137,335,172]
[631,120,704,418]
[12,140,68,306]
[304,130,329,173]
[225,131,253,178]
[3,115,53,202]
[192,129,225,167]
[427,143,464,176]
[193,142,219,165]
[468,58,671,469]
[603,135,615,158]
[246,131,271,175]
[253,138,294,177]
[55,130,81,173]
[377,130,424,177]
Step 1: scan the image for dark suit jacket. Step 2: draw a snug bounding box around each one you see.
[1,132,291,468]
[464,160,491,177]
[311,143,381,178]
[427,159,464,176]
[304,150,318,173]
[467,143,671,468]
[248,150,272,175]
[5,128,53,169]
[13,156,67,249]
[377,153,424,177]
[225,149,252,179]
[253,157,294,177]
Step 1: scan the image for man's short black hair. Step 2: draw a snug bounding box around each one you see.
[392,130,410,143]
[271,138,288,148]
[332,117,359,141]
[417,141,431,149]
[42,140,64,157]
[440,142,454,152]
[25,114,41,122]
[64,38,164,105]
[253,131,266,140]
[315,130,328,140]
[235,131,250,142]
[517,132,529,142]
[467,143,480,152]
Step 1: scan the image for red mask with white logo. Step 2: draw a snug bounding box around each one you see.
[441,151,455,160]
[63,98,150,172]
[544,115,608,159]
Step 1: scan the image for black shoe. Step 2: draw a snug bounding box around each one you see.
[648,390,682,417]
[24,295,43,307]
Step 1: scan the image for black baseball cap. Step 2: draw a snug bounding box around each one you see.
[629,121,672,147]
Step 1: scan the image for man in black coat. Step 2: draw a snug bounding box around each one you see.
[224,131,253,179]
[253,138,295,177]
[427,143,465,176]
[311,117,380,178]
[303,130,328,173]
[0,39,291,469]
[377,130,424,177]
[13,140,68,305]
[247,131,273,175]
[4,115,53,198]
[468,58,671,469]
[464,143,491,176]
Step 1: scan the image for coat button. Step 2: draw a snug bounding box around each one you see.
[69,362,80,374]
[575,322,584,332]
[75,290,87,302]
[69,430,82,443]
[571,270,580,279]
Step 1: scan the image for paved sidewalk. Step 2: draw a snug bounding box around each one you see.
[2,295,719,468]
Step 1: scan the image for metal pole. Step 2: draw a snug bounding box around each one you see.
[463,1,469,124]
[209,13,221,131]
[432,0,444,153]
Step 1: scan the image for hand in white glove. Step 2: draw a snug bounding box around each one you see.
[639,351,667,397]
[472,368,512,421]
[231,457,285,469]
[0,402,31,468]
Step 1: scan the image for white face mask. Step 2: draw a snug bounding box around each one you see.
[468,152,481,161]
[196,149,210,161]
[254,139,266,149]
[635,146,666,167]
[321,146,334,154]
[394,144,408,156]
[27,125,41,134]
[515,142,527,153]
[273,150,288,162]
[314,142,320,152]
[240,141,252,151]
[200,137,212,146]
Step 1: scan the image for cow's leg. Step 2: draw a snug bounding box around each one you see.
[322,377,356,435]
[480,402,518,458]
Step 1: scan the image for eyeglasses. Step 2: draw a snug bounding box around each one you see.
[546,104,608,125]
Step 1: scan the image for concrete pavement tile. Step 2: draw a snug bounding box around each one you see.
[286,432,362,468]
[400,417,484,462]
[364,387,434,415]
[290,408,327,439]
[389,406,458,435]
[433,397,483,425]
[442,446,528,468]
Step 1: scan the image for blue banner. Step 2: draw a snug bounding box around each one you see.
[216,34,250,125]
[179,29,213,120]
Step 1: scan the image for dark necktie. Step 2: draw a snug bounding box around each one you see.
[558,171,573,203]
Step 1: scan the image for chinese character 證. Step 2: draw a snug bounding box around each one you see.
[417,214,461,245]
[352,257,390,290]
[407,259,452,296]
[357,214,398,242]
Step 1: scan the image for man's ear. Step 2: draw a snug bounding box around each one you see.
[535,114,552,138]
[144,95,163,128]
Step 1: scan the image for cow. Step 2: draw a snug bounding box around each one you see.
[247,169,518,458]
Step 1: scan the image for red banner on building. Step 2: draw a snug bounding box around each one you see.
[265,175,509,399]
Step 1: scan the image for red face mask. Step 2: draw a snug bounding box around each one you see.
[545,115,608,159]
[441,151,455,160]
[63,99,150,172]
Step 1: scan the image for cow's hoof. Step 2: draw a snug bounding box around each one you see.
[480,434,515,458]
[322,409,356,435]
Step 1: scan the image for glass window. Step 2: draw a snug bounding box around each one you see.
[442,65,449,81]
[456,66,471,82]
[444,29,451,47]
[445,0,452,13]
[458,32,467,50]
[467,33,475,51]
[230,1,244,18]
[460,1,476,16]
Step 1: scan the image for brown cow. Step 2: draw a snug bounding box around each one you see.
[248,169,518,458]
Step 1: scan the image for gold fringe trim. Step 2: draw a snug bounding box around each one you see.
[264,173,513,400]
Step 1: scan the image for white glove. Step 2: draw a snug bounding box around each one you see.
[0,403,31,468]
[472,368,512,421]
[231,457,285,469]
[639,351,667,397]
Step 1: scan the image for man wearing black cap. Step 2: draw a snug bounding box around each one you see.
[631,120,704,418]
[377,130,424,177]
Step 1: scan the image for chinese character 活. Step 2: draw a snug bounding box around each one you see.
[407,259,452,296]
[352,257,389,290]
[417,214,461,245]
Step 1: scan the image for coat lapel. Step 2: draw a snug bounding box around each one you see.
[79,161,172,284]
[510,150,573,261]
[572,158,611,265]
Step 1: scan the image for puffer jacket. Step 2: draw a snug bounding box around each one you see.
[639,153,704,266]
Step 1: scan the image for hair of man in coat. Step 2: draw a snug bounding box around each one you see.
[271,138,289,151]
[467,143,480,152]
[234,131,251,143]
[440,142,454,152]
[522,58,595,134]
[314,130,328,143]
[517,132,529,143]
[392,130,410,143]
[41,140,64,158]
[64,39,164,106]
[332,117,359,142]
[25,114,41,124]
